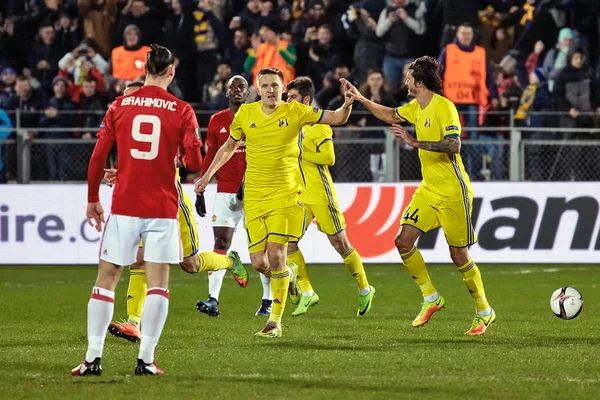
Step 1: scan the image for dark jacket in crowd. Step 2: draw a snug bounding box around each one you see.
[39,96,77,138]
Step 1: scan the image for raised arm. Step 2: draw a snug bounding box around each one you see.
[319,88,354,126]
[340,78,398,124]
[194,136,239,193]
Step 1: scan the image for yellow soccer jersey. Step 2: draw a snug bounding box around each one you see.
[230,100,324,201]
[299,124,337,206]
[395,94,473,201]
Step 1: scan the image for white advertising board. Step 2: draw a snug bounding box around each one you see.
[1,183,599,264]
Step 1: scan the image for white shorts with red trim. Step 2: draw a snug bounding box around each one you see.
[99,214,182,266]
[211,192,244,228]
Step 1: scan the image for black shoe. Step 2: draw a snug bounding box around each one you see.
[134,359,164,375]
[255,299,272,316]
[196,296,220,317]
[71,357,102,376]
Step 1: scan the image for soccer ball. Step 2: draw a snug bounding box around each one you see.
[550,287,583,320]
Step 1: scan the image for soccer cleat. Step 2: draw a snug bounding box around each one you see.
[228,251,248,288]
[134,359,164,375]
[196,297,220,317]
[287,262,301,304]
[107,322,141,343]
[357,286,376,317]
[412,295,446,327]
[255,299,272,316]
[292,292,319,317]
[255,322,282,338]
[465,308,496,336]
[71,357,102,376]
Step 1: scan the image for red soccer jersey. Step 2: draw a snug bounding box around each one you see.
[88,85,203,219]
[201,108,246,193]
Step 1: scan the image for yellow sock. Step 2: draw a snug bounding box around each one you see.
[287,249,312,293]
[198,252,234,272]
[268,268,290,325]
[127,268,147,324]
[400,246,437,297]
[342,248,369,291]
[458,259,489,312]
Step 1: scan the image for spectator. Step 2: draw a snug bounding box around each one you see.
[356,68,396,182]
[232,0,261,34]
[244,17,296,85]
[497,0,558,87]
[0,14,19,70]
[0,66,17,108]
[226,27,251,76]
[479,5,513,65]
[0,107,12,183]
[114,0,162,47]
[314,63,350,108]
[39,76,76,181]
[164,0,196,101]
[28,20,64,95]
[5,76,45,131]
[77,0,119,60]
[53,9,80,51]
[439,22,500,180]
[306,24,340,91]
[340,0,384,83]
[109,24,150,86]
[291,0,329,45]
[194,0,226,104]
[276,2,294,33]
[202,60,232,110]
[258,0,275,26]
[58,39,109,82]
[553,47,600,181]
[376,0,427,87]
[543,27,574,92]
[76,75,106,179]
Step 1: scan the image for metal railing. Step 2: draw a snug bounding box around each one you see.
[1,109,599,183]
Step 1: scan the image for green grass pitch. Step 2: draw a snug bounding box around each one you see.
[0,264,598,399]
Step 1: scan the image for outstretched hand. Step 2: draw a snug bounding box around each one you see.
[390,124,415,146]
[340,78,365,102]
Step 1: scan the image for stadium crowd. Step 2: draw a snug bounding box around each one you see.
[0,0,599,183]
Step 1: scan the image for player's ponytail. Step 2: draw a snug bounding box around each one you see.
[146,44,175,77]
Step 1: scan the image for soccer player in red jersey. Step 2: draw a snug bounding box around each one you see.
[195,76,273,317]
[72,45,203,376]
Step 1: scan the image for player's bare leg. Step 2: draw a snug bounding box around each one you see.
[449,246,495,335]
[396,225,445,327]
[72,260,124,376]
[108,247,144,342]
[253,242,298,338]
[328,231,375,316]
[197,227,235,317]
[135,261,169,375]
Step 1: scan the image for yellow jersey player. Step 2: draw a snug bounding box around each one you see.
[285,77,375,317]
[342,56,495,335]
[104,81,248,344]
[195,67,354,338]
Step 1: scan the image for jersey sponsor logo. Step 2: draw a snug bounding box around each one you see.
[121,96,177,111]
[312,107,319,113]
[278,119,289,127]
[219,127,227,133]
[446,125,459,131]
[424,119,431,128]
[249,123,256,128]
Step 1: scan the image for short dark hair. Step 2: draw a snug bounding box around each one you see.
[145,44,174,76]
[257,67,283,83]
[408,56,443,95]
[126,81,144,89]
[458,22,473,30]
[15,75,29,83]
[82,76,96,84]
[287,76,315,103]
[367,67,384,77]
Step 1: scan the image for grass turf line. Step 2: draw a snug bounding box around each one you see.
[0,264,598,399]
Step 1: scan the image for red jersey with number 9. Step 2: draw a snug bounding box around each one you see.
[87,85,203,219]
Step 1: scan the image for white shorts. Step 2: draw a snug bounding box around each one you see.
[99,214,182,266]
[212,192,244,228]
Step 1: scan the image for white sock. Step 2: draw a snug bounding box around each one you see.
[208,269,227,300]
[260,273,271,300]
[424,292,439,303]
[85,286,115,362]
[477,306,492,317]
[138,287,169,364]
[359,287,371,296]
[302,290,314,297]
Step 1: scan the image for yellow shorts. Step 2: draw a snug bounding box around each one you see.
[244,197,306,253]
[138,181,199,258]
[400,189,476,248]
[301,202,346,238]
